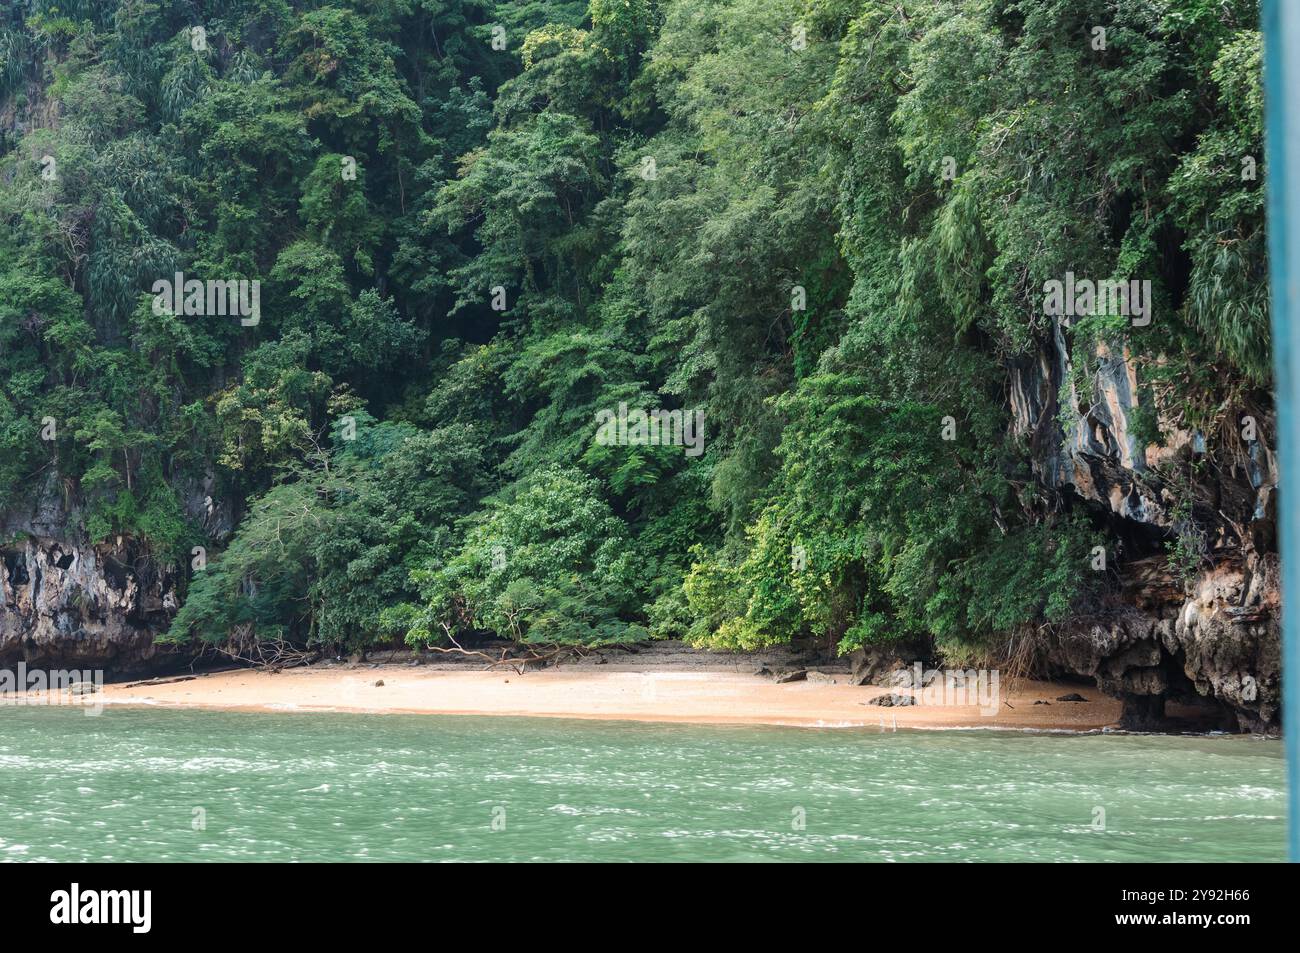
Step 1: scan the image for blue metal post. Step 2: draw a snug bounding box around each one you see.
[1264,0,1300,863]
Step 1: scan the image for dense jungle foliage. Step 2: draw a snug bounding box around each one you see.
[0,0,1267,659]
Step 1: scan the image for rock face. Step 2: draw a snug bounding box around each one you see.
[1040,558,1279,732]
[1011,319,1281,732]
[0,472,218,676]
[0,534,185,676]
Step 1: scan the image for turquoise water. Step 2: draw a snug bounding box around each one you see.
[0,707,1284,862]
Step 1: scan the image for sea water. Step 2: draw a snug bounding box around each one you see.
[0,707,1283,862]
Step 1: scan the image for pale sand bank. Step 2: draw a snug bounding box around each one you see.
[26,665,1140,730]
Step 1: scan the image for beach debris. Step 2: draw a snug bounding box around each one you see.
[212,636,319,670]
[422,639,587,675]
[373,679,385,687]
[122,674,198,689]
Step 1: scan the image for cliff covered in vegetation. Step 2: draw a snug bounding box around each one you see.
[0,0,1277,729]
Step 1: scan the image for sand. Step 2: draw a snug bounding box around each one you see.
[24,664,1137,730]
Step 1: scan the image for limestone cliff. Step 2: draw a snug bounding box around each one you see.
[0,472,231,676]
[0,534,182,675]
[1010,318,1280,732]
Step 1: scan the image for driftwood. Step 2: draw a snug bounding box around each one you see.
[121,674,199,689]
[191,633,607,677]
[423,634,593,675]
[212,637,319,670]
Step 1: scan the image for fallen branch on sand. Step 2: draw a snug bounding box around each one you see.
[424,634,593,675]
[121,674,199,689]
[212,637,319,671]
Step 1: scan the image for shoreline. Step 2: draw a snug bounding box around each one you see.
[10,663,1199,731]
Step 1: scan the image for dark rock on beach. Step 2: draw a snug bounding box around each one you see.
[868,693,917,707]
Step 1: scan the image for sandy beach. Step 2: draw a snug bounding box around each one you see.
[19,663,1149,730]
